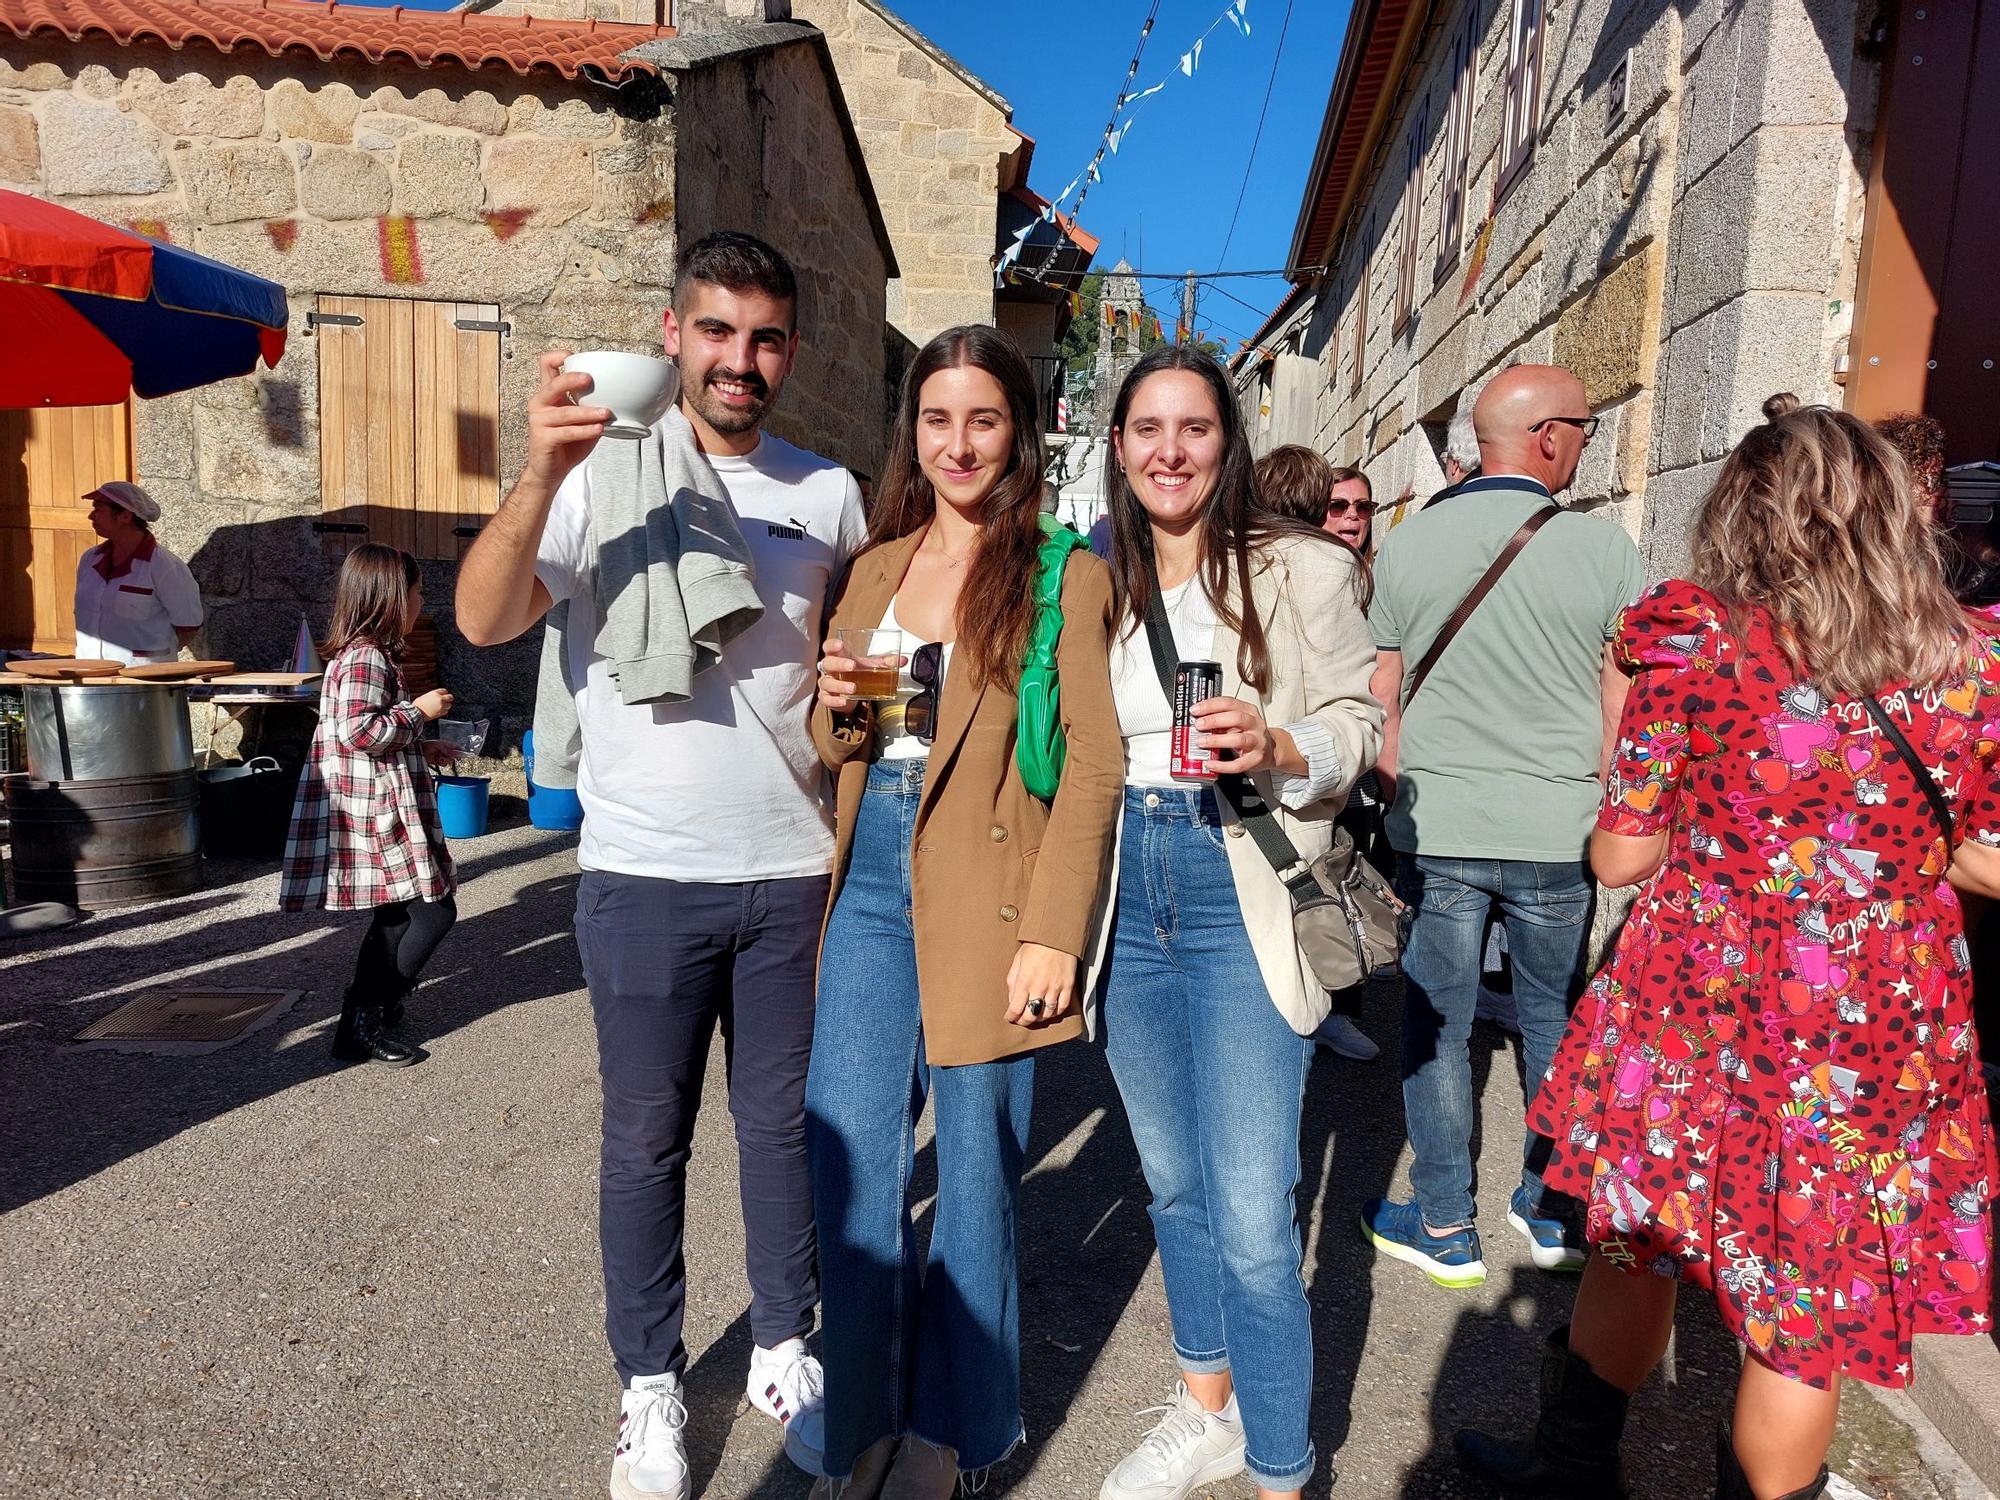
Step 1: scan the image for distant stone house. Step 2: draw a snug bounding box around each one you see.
[0,0,894,728]
[791,0,1098,424]
[1232,0,1997,575]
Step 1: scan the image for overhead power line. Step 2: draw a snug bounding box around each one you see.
[1215,0,1297,271]
[1113,264,1325,280]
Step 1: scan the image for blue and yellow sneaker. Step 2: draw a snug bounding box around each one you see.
[1361,1197,1487,1288]
[1507,1186,1588,1271]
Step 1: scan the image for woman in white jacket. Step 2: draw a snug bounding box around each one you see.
[1092,347,1382,1500]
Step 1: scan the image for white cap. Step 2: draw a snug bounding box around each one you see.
[82,481,160,523]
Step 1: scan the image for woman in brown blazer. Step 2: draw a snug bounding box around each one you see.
[803,326,1122,1499]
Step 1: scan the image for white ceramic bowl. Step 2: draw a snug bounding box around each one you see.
[560,351,676,439]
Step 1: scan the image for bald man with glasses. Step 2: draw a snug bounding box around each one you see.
[1360,365,1644,1291]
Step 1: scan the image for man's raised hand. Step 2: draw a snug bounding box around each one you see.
[525,351,613,490]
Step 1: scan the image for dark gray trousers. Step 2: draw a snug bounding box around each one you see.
[575,869,828,1381]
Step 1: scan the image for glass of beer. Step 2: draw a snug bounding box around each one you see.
[838,628,904,701]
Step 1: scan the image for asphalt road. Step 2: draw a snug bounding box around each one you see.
[0,821,1979,1499]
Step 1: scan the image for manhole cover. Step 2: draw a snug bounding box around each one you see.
[74,989,297,1050]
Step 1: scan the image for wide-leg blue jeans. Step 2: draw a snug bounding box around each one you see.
[807,759,1033,1478]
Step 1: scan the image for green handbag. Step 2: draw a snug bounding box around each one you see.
[1015,513,1088,800]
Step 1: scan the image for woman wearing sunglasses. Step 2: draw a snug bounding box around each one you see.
[1324,466,1378,555]
[806,325,1124,1499]
[1093,347,1382,1500]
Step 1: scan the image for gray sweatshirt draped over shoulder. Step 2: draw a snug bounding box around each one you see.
[530,405,763,788]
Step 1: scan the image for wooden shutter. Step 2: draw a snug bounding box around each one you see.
[1395,98,1428,333]
[413,301,502,561]
[1496,0,1545,204]
[1435,6,1479,278]
[0,401,134,651]
[316,294,500,562]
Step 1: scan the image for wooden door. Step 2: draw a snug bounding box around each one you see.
[0,402,134,651]
[1847,0,2000,462]
[316,294,501,562]
[413,300,503,561]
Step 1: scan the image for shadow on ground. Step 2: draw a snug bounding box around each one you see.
[0,824,583,1215]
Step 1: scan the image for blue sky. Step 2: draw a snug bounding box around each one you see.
[894,0,1351,348]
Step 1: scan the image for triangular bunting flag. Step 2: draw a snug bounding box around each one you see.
[1227,0,1250,35]
[1180,39,1203,75]
[1128,80,1167,105]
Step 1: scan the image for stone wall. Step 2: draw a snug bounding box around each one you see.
[668,41,890,477]
[1637,0,1876,577]
[0,30,891,721]
[1282,0,1872,568]
[790,0,1013,347]
[0,40,679,722]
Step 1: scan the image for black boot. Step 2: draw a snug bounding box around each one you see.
[331,989,421,1066]
[380,980,410,1034]
[1714,1422,1827,1500]
[1455,1326,1632,1498]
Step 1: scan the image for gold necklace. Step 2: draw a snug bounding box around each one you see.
[927,534,977,568]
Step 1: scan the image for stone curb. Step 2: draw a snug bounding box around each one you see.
[1909,1331,2000,1495]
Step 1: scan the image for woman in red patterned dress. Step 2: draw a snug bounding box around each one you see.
[1459,396,2000,1500]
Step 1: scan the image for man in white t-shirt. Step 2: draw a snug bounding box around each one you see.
[457,233,866,1500]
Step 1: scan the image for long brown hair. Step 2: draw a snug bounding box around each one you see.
[324,543,419,658]
[864,325,1047,689]
[1106,346,1337,691]
[1691,393,1973,697]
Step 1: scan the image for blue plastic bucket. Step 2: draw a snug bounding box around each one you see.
[523,730,585,832]
[436,775,490,839]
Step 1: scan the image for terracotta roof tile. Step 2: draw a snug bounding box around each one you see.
[0,0,673,83]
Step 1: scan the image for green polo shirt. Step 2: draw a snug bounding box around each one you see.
[1369,477,1645,862]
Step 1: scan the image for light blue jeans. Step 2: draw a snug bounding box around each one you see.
[806,759,1033,1478]
[1395,854,1594,1228]
[1099,786,1315,1493]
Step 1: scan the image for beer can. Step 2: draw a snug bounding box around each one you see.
[1169,660,1223,782]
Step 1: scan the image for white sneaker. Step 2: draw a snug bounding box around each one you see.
[612,1373,690,1500]
[1311,1011,1380,1061]
[748,1337,827,1477]
[1099,1382,1247,1500]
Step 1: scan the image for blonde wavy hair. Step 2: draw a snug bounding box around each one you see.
[1691,393,1973,698]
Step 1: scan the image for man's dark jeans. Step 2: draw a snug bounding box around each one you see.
[575,869,829,1381]
[1395,854,1594,1229]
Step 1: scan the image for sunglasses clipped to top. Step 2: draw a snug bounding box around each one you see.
[904,640,946,747]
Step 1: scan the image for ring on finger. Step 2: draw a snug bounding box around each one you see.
[1027,998,1046,1017]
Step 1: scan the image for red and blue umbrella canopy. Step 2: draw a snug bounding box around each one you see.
[0,189,288,409]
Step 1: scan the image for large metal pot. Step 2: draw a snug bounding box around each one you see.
[23,682,194,781]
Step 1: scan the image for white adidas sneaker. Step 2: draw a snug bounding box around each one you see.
[748,1337,827,1477]
[1099,1382,1247,1500]
[612,1373,690,1500]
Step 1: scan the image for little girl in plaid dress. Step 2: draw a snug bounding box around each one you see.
[282,544,460,1067]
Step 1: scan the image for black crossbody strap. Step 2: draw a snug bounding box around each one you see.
[1140,578,1181,703]
[1404,505,1557,705]
[1861,695,1954,845]
[1138,573,1318,894]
